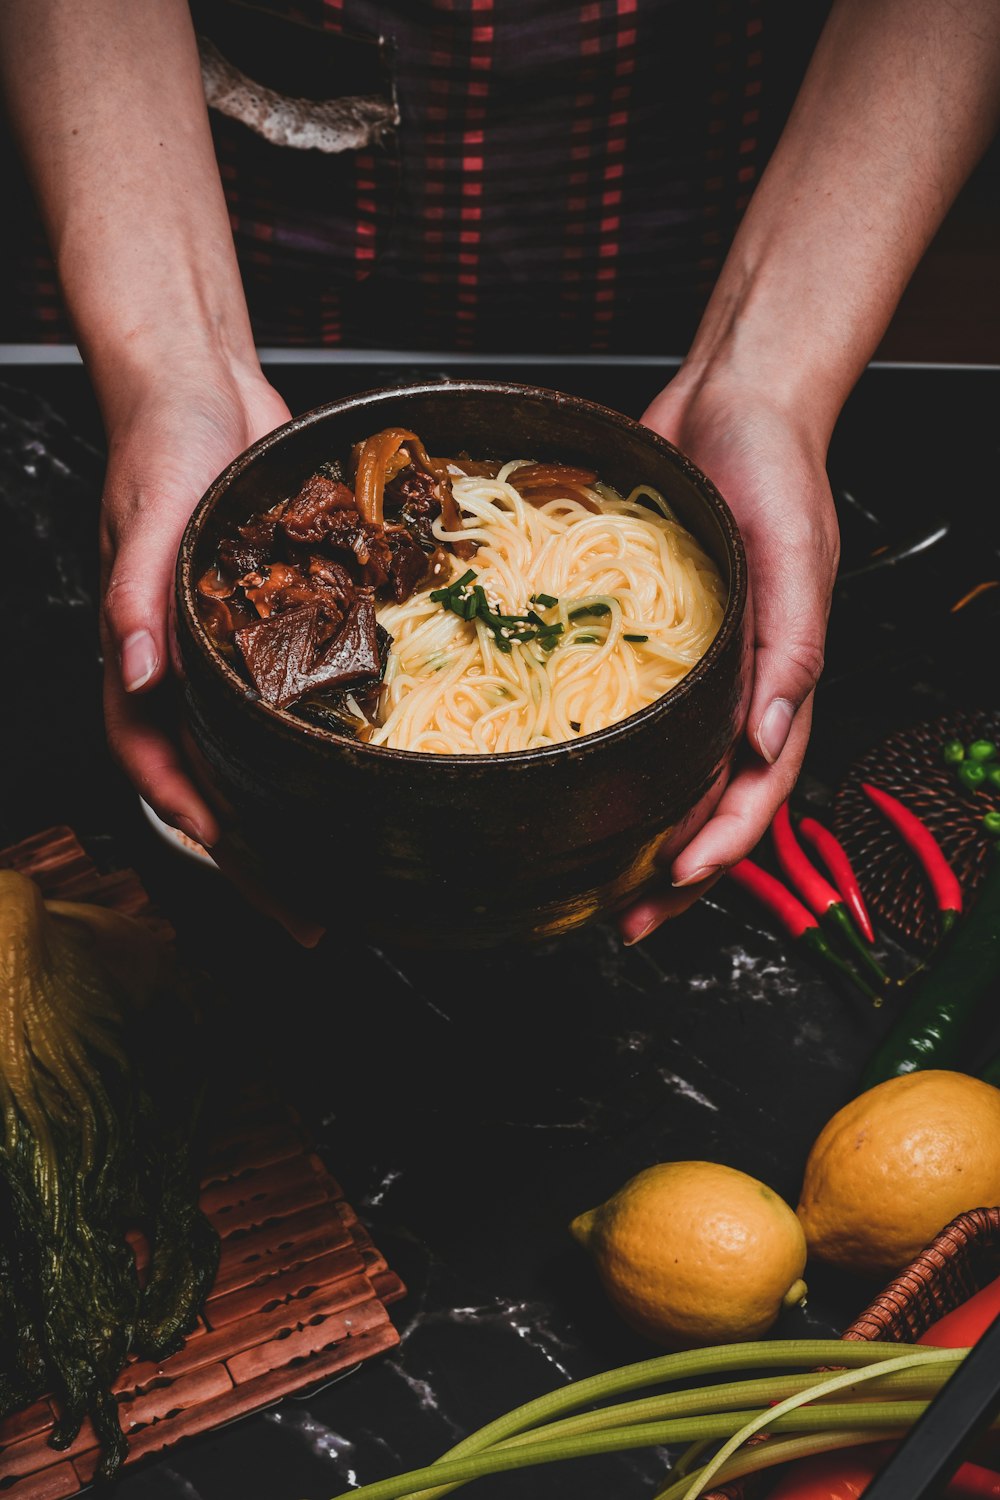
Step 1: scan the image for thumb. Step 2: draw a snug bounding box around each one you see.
[101,504,179,695]
[745,538,832,767]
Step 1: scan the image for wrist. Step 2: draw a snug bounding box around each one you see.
[85,320,265,436]
[674,259,861,451]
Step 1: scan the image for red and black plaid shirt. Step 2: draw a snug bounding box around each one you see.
[1,1,826,352]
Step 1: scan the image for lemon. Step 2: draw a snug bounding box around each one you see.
[570,1161,808,1349]
[797,1070,1000,1276]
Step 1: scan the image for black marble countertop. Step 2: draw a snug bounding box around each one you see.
[3,358,1000,1500]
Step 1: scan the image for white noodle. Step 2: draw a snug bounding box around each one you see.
[369,471,725,754]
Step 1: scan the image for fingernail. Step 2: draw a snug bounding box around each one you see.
[621,913,661,946]
[757,698,795,765]
[175,814,215,849]
[121,629,158,692]
[671,864,722,889]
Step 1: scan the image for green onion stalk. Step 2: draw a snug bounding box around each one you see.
[327,1341,968,1500]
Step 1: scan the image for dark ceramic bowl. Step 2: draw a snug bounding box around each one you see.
[175,381,750,947]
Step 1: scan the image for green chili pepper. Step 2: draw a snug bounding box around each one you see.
[968,739,998,763]
[959,762,988,790]
[861,854,1000,1089]
[983,811,1000,836]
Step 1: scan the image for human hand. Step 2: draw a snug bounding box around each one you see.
[99,365,291,848]
[618,370,840,943]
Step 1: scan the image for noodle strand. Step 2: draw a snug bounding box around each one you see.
[369,472,724,753]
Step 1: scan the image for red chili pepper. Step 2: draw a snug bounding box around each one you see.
[766,1451,1000,1499]
[798,816,875,943]
[729,857,816,937]
[772,804,842,915]
[771,806,890,996]
[727,859,883,1002]
[766,1276,1000,1498]
[862,782,963,936]
[917,1274,1000,1351]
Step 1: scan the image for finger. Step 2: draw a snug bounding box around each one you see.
[103,663,221,849]
[741,506,837,766]
[178,722,326,946]
[617,867,724,946]
[211,837,327,948]
[670,693,814,883]
[101,499,182,696]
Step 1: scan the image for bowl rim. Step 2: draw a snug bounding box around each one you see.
[176,378,748,767]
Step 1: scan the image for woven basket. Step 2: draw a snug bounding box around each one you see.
[704,1207,1000,1500]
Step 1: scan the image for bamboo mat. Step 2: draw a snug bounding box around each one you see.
[0,827,405,1497]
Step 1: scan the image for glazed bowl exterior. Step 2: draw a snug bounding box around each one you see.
[175,381,750,947]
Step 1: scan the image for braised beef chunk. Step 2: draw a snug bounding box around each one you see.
[386,527,428,602]
[295,623,391,738]
[385,464,436,510]
[241,558,359,630]
[218,535,267,579]
[282,472,358,544]
[317,510,393,588]
[201,439,474,718]
[242,562,329,620]
[307,555,355,610]
[237,505,284,552]
[236,604,324,707]
[385,464,442,550]
[236,595,382,710]
[311,595,382,691]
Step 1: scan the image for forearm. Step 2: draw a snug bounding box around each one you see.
[0,0,259,425]
[680,0,1000,441]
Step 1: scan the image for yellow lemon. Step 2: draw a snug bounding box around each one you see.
[797,1070,1000,1276]
[569,1161,807,1349]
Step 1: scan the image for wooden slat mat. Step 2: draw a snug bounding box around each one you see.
[0,827,405,1497]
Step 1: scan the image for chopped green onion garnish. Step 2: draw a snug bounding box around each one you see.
[530,592,558,608]
[569,603,611,620]
[575,634,599,644]
[431,568,571,654]
[624,634,649,643]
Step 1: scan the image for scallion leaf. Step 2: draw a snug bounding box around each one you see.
[431,569,571,654]
[569,603,611,620]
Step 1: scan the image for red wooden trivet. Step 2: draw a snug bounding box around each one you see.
[0,827,405,1498]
